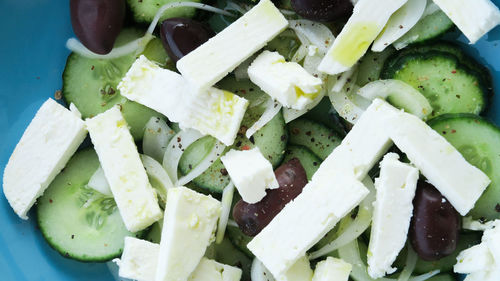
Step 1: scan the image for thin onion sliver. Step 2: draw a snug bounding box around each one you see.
[246,98,282,138]
[176,140,226,186]
[216,182,235,244]
[163,129,204,183]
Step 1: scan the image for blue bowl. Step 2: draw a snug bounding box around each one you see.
[0,0,499,280]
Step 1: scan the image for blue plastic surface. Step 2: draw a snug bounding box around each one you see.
[0,0,499,280]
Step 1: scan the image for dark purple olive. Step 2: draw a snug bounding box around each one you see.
[290,0,353,22]
[160,18,215,62]
[70,0,125,54]
[410,181,461,261]
[233,158,308,236]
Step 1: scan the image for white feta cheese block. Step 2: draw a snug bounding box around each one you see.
[182,87,249,146]
[117,55,187,123]
[3,98,87,219]
[248,51,322,110]
[384,108,491,216]
[432,0,500,44]
[277,256,313,281]
[118,237,159,281]
[367,153,419,279]
[312,257,352,281]
[455,220,500,281]
[177,0,288,90]
[118,55,248,146]
[118,238,241,281]
[156,186,221,281]
[220,148,278,204]
[371,0,427,52]
[248,175,368,277]
[189,258,243,281]
[86,107,162,232]
[318,0,408,75]
[312,98,400,182]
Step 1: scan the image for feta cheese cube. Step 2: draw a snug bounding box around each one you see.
[248,175,368,277]
[455,220,500,281]
[220,148,278,204]
[118,237,159,281]
[118,55,248,146]
[189,257,242,281]
[312,257,352,281]
[177,0,288,90]
[318,0,408,74]
[118,238,241,281]
[248,51,323,110]
[3,98,87,219]
[156,186,221,281]
[367,153,419,278]
[86,107,162,232]
[384,108,491,216]
[278,256,313,281]
[432,0,500,44]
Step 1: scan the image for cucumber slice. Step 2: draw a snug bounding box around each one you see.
[385,41,493,100]
[381,51,486,118]
[288,119,342,160]
[429,114,500,220]
[37,149,139,262]
[213,237,252,281]
[356,48,396,87]
[63,29,169,140]
[302,97,347,137]
[283,145,321,180]
[178,78,287,193]
[393,8,454,49]
[127,0,201,24]
[226,225,254,258]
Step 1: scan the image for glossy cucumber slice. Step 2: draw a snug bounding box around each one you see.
[226,225,254,258]
[37,149,140,262]
[381,51,486,118]
[62,29,168,140]
[283,145,321,180]
[288,119,342,160]
[429,114,500,221]
[213,237,252,281]
[127,0,200,24]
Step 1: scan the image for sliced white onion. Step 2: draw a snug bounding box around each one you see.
[141,154,173,204]
[246,98,283,138]
[398,245,417,281]
[163,129,204,183]
[87,166,112,197]
[66,34,154,60]
[338,240,395,281]
[328,68,370,124]
[147,2,236,34]
[393,2,441,50]
[251,258,276,281]
[291,44,309,63]
[372,0,427,52]
[143,117,176,163]
[216,182,235,244]
[309,177,375,260]
[288,20,335,54]
[176,140,226,186]
[357,79,432,120]
[408,270,440,281]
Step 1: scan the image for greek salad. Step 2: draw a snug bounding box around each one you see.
[3,0,500,280]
